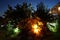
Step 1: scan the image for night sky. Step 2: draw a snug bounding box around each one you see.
[0,0,60,16]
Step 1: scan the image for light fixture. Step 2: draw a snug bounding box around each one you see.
[58,7,60,11]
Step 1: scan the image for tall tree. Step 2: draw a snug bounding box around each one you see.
[4,4,13,20]
[20,2,28,18]
[36,2,49,21]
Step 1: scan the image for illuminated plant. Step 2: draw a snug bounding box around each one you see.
[11,27,21,37]
[47,20,58,32]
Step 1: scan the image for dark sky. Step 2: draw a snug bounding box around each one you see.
[0,0,60,16]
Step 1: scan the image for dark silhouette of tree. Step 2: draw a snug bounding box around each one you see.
[12,4,21,22]
[35,2,49,21]
[0,16,3,22]
[28,3,33,18]
[4,2,35,21]
[0,16,3,27]
[4,4,13,20]
[20,2,28,18]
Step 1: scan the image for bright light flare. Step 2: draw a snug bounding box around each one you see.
[11,27,21,37]
[32,24,38,29]
[33,28,42,35]
[34,29,39,34]
[58,7,60,11]
[31,22,43,36]
[14,27,19,33]
[27,18,44,36]
[34,29,39,33]
[13,27,20,34]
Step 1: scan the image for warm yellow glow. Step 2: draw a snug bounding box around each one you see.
[28,18,44,36]
[38,22,43,26]
[32,27,42,36]
[34,29,39,34]
[32,24,38,29]
[32,23,43,36]
[58,7,60,11]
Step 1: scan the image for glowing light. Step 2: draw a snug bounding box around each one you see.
[49,11,52,14]
[11,27,21,37]
[13,27,20,34]
[58,7,60,11]
[32,23,43,35]
[47,20,58,32]
[27,18,43,36]
[49,23,56,27]
[32,24,38,29]
[47,22,57,32]
[38,22,43,26]
[32,24,39,34]
[34,29,39,34]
